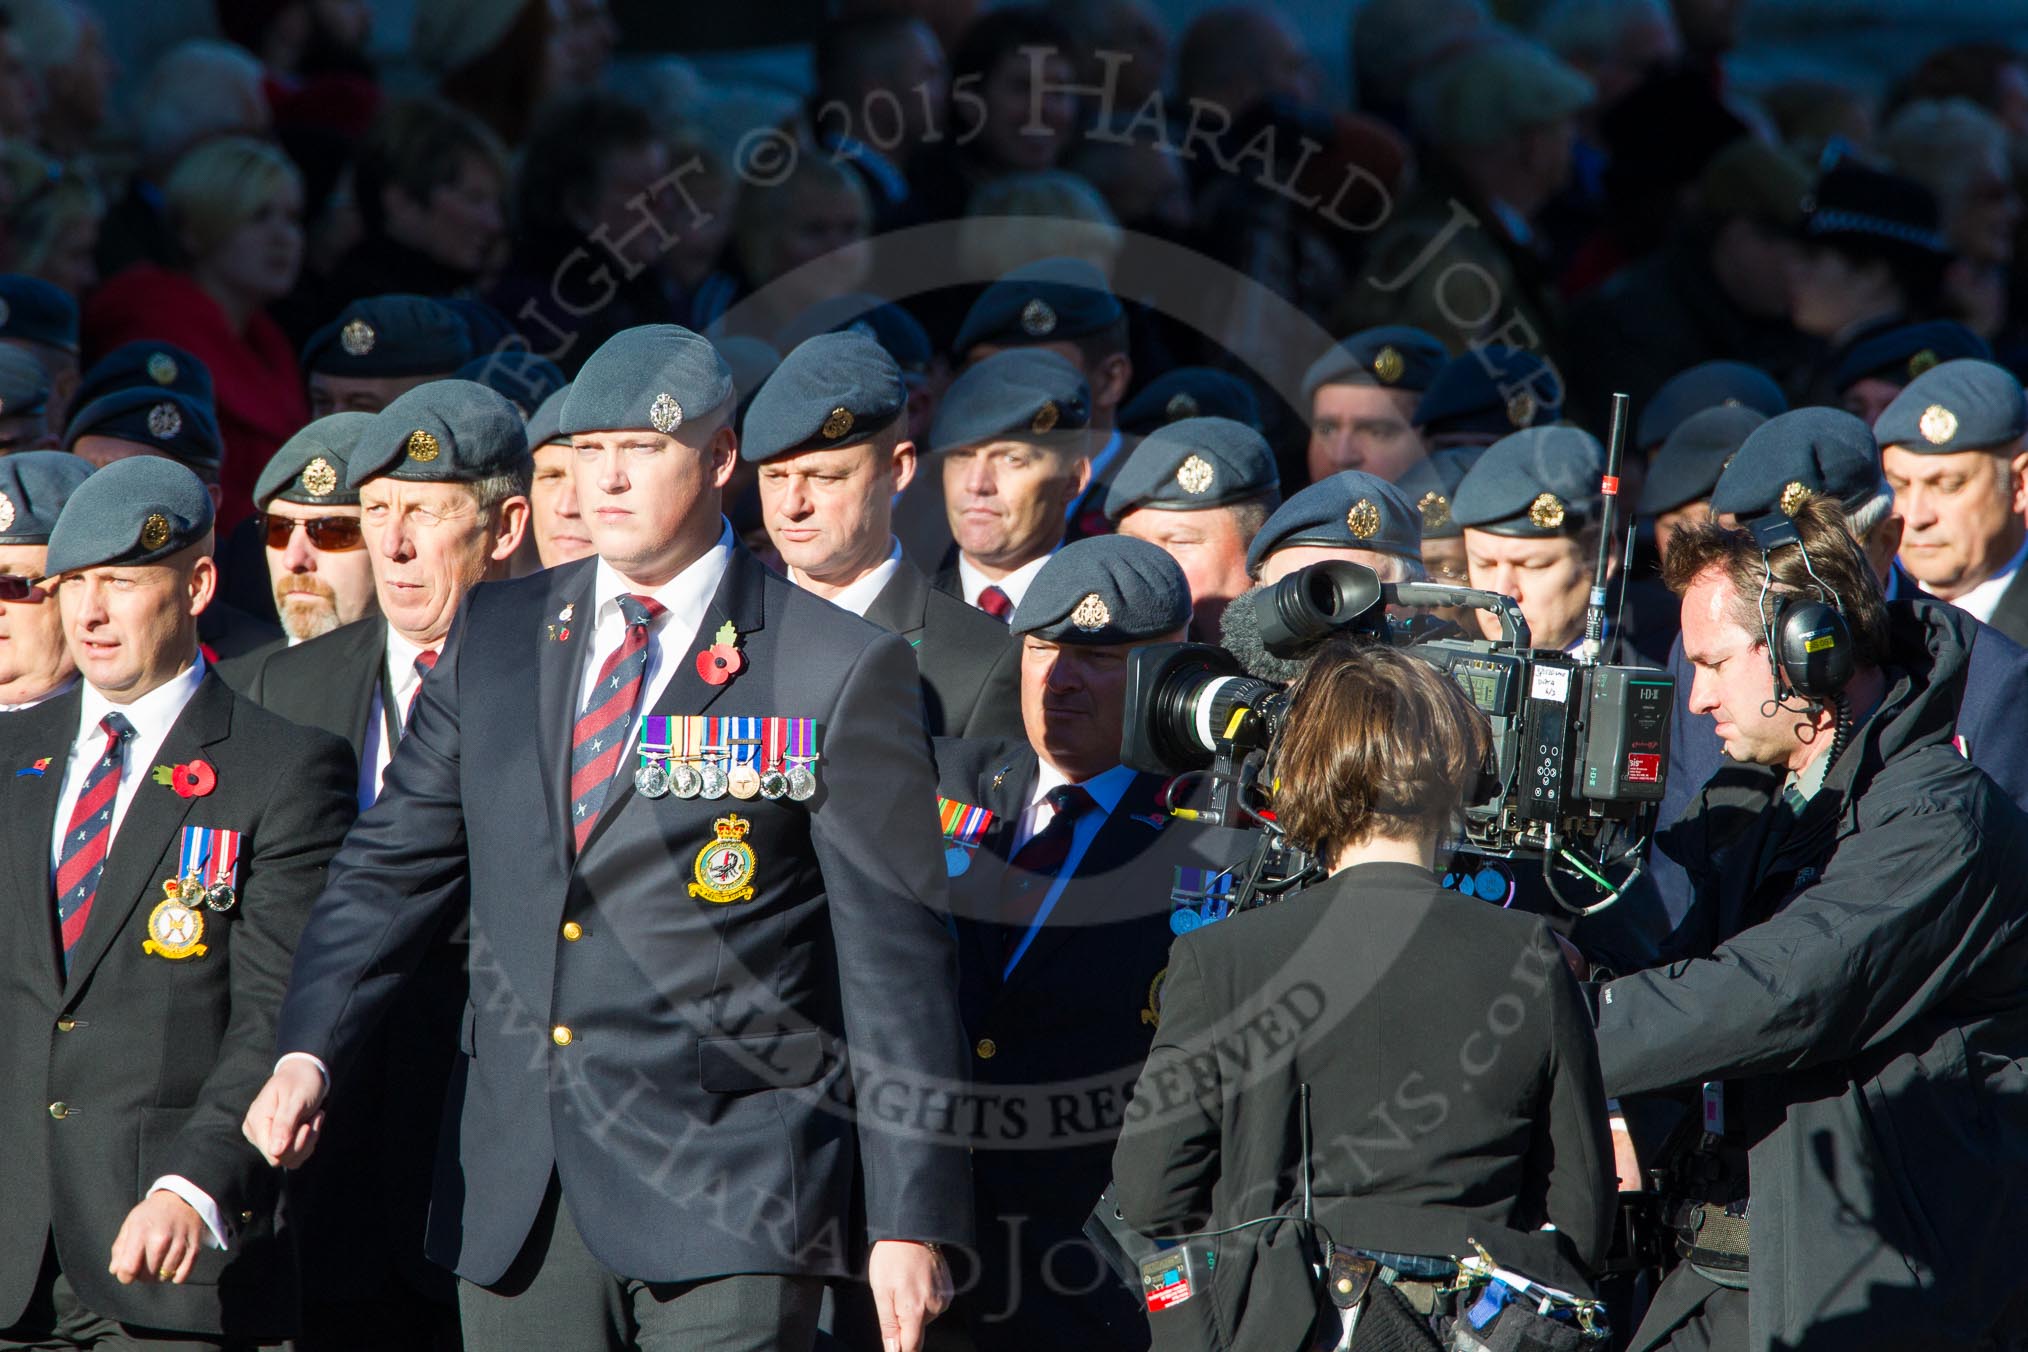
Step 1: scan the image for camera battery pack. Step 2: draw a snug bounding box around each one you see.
[1142,1249,1199,1312]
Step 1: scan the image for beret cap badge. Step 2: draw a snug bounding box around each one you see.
[1175,454,1215,495]
[1164,392,1199,421]
[146,352,178,385]
[1908,349,1940,379]
[1346,499,1382,539]
[821,406,855,440]
[1373,345,1405,384]
[649,391,683,435]
[147,402,182,439]
[1019,298,1057,337]
[1070,593,1111,632]
[1779,480,1811,517]
[1919,404,1958,446]
[340,318,376,357]
[140,513,171,550]
[1417,490,1451,532]
[1527,492,1565,531]
[302,457,339,498]
[405,429,441,463]
[1031,401,1060,435]
[0,491,14,533]
[1507,391,1537,428]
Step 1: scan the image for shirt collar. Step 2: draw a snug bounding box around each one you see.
[79,655,205,745]
[591,520,734,629]
[790,538,902,618]
[959,550,1053,609]
[1030,760,1137,815]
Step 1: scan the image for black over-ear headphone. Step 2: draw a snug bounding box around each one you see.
[1747,513,1855,705]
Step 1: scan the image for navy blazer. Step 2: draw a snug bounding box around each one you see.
[275,547,974,1287]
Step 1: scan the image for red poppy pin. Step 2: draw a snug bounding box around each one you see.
[151,759,217,798]
[696,620,745,686]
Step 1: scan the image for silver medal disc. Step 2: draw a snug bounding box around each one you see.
[699,763,729,799]
[759,769,789,800]
[671,763,703,799]
[203,882,237,913]
[635,762,670,799]
[787,765,817,801]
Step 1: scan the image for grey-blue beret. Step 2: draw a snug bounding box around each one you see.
[74,341,213,412]
[45,456,214,575]
[63,389,223,474]
[255,413,376,509]
[1119,368,1263,436]
[1104,417,1279,520]
[1874,358,2027,455]
[1710,407,1882,519]
[1391,446,1484,540]
[1638,405,1767,515]
[776,294,933,373]
[1414,346,1562,440]
[0,450,91,544]
[1453,426,1605,537]
[929,349,1090,454]
[1301,326,1449,404]
[302,293,475,377]
[526,383,571,451]
[954,257,1123,356]
[0,345,49,419]
[1637,360,1788,449]
[456,349,569,416]
[1831,320,1989,395]
[1245,470,1422,572]
[741,331,905,464]
[348,379,531,488]
[0,274,77,353]
[718,336,783,418]
[559,324,734,438]
[1010,535,1190,643]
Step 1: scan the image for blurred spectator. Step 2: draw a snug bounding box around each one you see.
[0,273,78,427]
[1175,7,1318,128]
[1042,0,1169,115]
[810,13,947,228]
[1567,137,1814,428]
[84,136,308,532]
[654,134,738,321]
[1339,34,1592,364]
[1761,78,1877,167]
[1881,99,2021,338]
[489,91,677,372]
[1895,42,2028,142]
[710,153,872,340]
[1668,0,1742,74]
[0,145,100,297]
[1063,122,1190,245]
[3,0,113,162]
[328,96,508,299]
[422,0,614,149]
[957,170,1120,282]
[1350,0,1486,125]
[835,0,978,59]
[1535,0,1680,110]
[0,14,34,141]
[215,0,373,81]
[95,39,269,279]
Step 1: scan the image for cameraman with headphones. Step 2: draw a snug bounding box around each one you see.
[1595,484,2028,1351]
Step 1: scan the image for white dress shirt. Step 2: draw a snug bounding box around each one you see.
[1002,761,1136,977]
[359,625,437,810]
[1947,534,2028,626]
[790,539,902,619]
[49,658,229,1250]
[958,552,1051,611]
[576,523,734,749]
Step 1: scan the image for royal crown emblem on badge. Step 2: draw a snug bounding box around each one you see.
[1071,592,1112,631]
[147,402,182,439]
[1373,345,1405,384]
[1031,401,1060,435]
[1778,480,1811,517]
[1175,454,1214,494]
[1919,404,1958,446]
[140,513,171,550]
[340,318,375,357]
[650,392,684,435]
[406,430,440,462]
[302,457,338,498]
[1528,492,1565,531]
[1020,298,1056,336]
[1418,491,1450,531]
[821,406,854,439]
[1347,499,1381,539]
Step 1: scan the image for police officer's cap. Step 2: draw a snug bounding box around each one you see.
[1010,535,1189,643]
[1710,407,1883,519]
[1414,347,1561,440]
[455,350,569,416]
[256,413,375,510]
[1391,446,1484,541]
[1245,471,1422,573]
[1638,406,1767,516]
[1453,426,1604,537]
[0,274,77,353]
[63,389,223,474]
[1300,326,1448,404]
[1874,358,2027,455]
[1834,321,1993,396]
[929,349,1090,454]
[1636,360,1787,449]
[1119,368,1262,435]
[45,457,214,575]
[559,325,735,438]
[302,293,476,377]
[0,450,91,544]
[525,383,571,452]
[1105,417,1279,521]
[0,345,49,419]
[741,331,906,464]
[954,257,1122,356]
[74,341,212,413]
[777,294,933,373]
[348,379,530,489]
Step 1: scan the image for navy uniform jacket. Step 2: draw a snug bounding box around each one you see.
[862,559,1023,741]
[274,547,973,1286]
[0,674,354,1339]
[933,737,1251,1352]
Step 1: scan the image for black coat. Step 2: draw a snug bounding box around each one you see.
[862,559,1022,740]
[247,616,385,767]
[1598,602,2028,1350]
[199,602,283,692]
[1983,564,2028,648]
[933,738,1255,1351]
[0,674,355,1339]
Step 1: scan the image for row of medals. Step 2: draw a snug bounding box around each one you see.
[636,749,816,803]
[171,874,237,913]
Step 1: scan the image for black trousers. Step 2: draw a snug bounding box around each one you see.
[455,1179,824,1352]
[1627,1266,1748,1352]
[0,1241,265,1352]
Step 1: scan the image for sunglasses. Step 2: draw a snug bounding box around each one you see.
[263,513,365,552]
[0,574,46,602]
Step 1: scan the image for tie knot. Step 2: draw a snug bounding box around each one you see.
[414,650,439,676]
[99,712,134,744]
[617,593,665,629]
[977,585,1013,621]
[1045,783,1093,819]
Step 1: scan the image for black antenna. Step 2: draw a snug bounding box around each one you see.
[1583,392,1631,662]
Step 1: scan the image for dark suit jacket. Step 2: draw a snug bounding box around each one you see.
[0,674,354,1339]
[864,561,1022,741]
[1114,863,1614,1349]
[933,738,1250,1352]
[1984,564,2028,648]
[199,602,283,692]
[275,548,973,1287]
[247,616,385,767]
